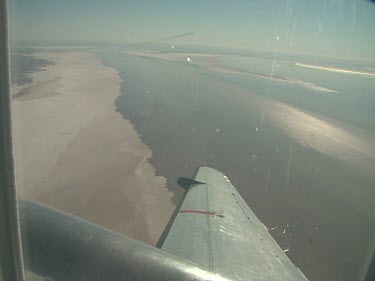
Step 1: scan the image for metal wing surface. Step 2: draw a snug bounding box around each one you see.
[159,167,308,281]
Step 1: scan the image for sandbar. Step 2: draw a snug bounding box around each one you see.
[295,62,375,77]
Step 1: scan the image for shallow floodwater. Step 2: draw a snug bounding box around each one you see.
[99,50,375,281]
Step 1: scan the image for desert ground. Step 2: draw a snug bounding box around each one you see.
[11,51,174,245]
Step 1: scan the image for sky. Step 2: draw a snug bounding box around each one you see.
[9,0,375,59]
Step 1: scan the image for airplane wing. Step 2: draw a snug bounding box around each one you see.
[158,167,308,281]
[18,167,309,281]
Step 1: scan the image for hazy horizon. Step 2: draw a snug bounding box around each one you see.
[9,0,375,60]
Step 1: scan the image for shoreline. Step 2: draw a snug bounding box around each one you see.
[12,51,174,245]
[123,50,339,94]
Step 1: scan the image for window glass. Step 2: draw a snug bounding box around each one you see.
[9,1,375,281]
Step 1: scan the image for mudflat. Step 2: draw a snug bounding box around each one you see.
[12,51,174,245]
